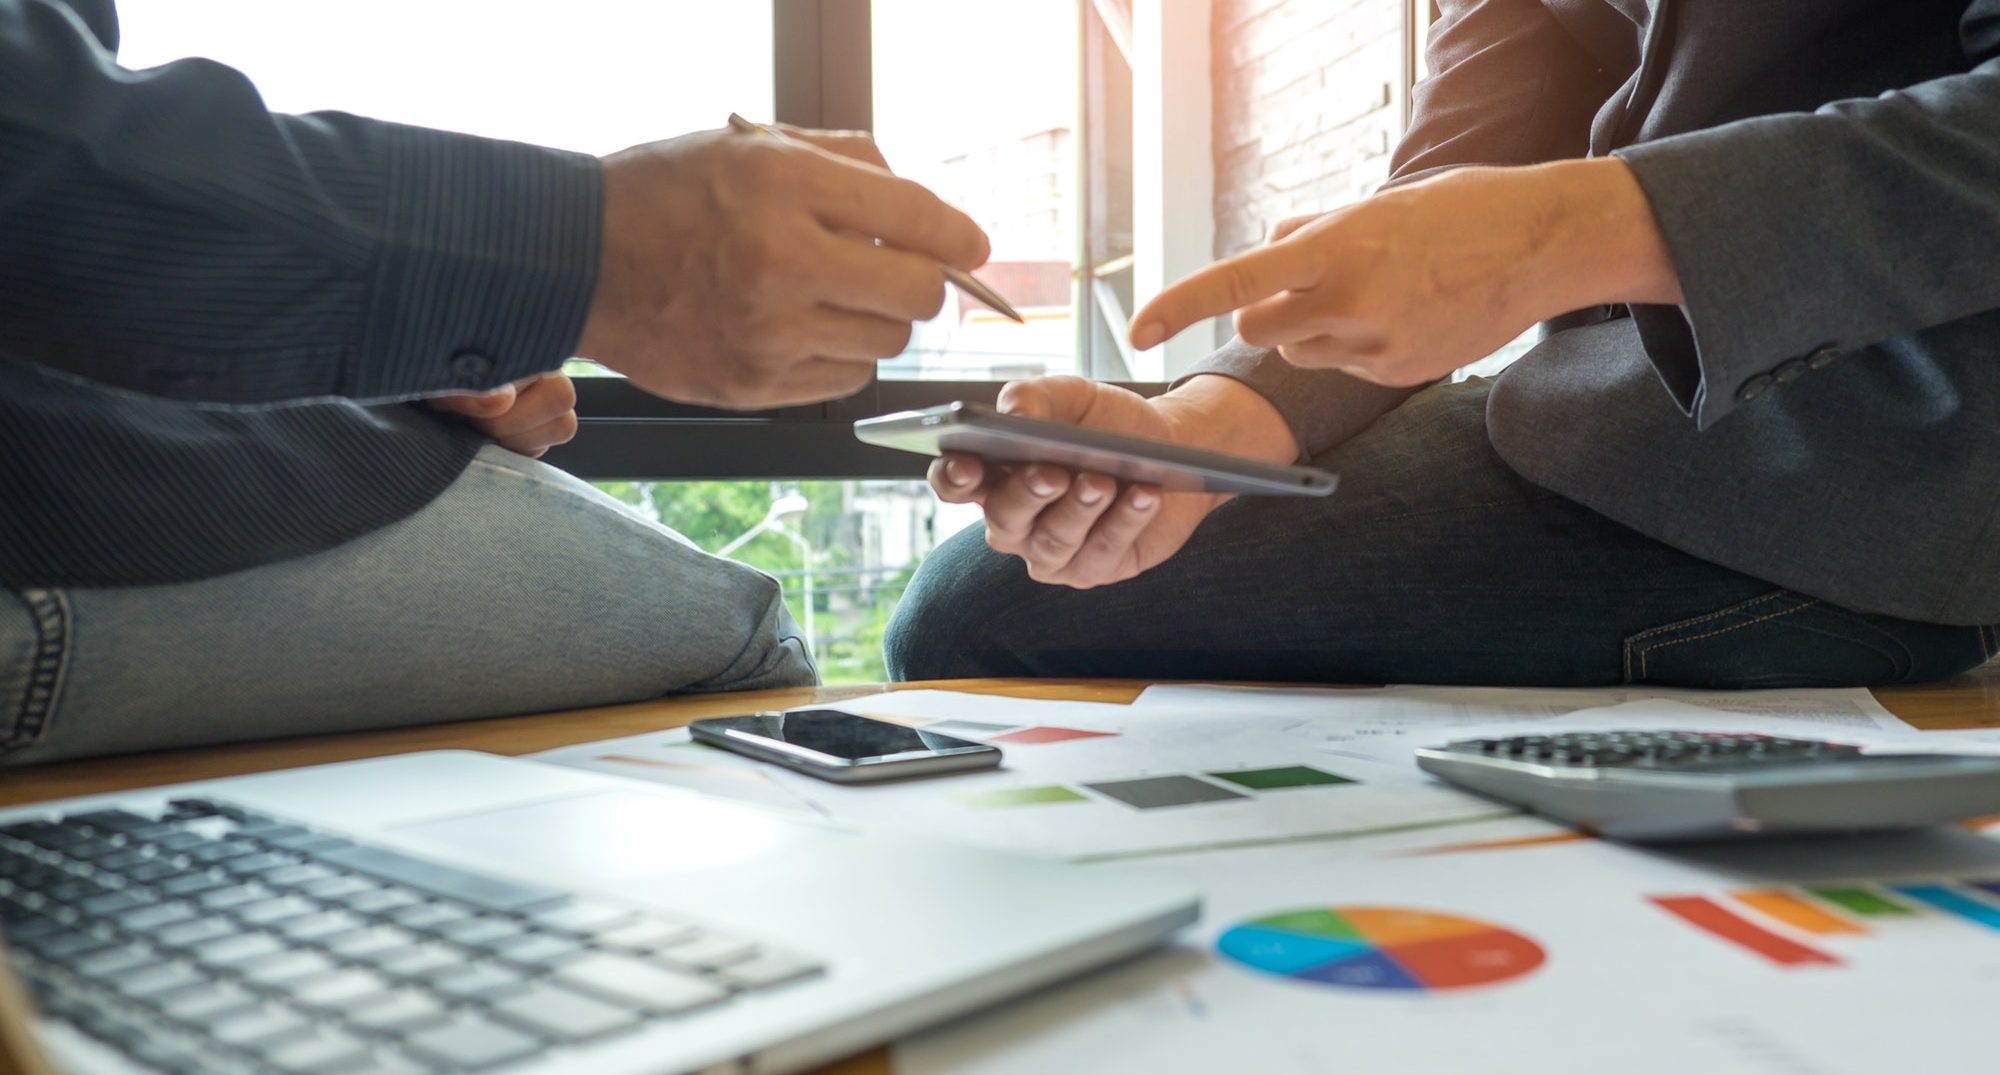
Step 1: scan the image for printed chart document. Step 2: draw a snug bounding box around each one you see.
[1132,684,1911,774]
[532,691,1514,861]
[529,683,2000,1073]
[897,821,2000,1075]
[531,686,1932,863]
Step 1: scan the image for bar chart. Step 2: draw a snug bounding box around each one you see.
[1651,876,2000,967]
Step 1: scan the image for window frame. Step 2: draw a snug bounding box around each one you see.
[557,375,1166,480]
[548,0,1183,482]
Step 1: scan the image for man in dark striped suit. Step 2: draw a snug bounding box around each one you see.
[0,0,989,763]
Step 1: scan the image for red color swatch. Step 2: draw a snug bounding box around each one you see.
[1651,895,1842,967]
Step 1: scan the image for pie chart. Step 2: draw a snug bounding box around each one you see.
[1216,906,1545,991]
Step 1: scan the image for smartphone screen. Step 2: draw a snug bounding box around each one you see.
[709,710,985,760]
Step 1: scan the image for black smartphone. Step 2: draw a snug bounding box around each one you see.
[688,709,1003,784]
[853,401,1338,496]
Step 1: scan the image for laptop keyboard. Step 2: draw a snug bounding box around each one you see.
[0,797,824,1073]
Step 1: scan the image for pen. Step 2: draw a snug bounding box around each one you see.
[725,113,1026,324]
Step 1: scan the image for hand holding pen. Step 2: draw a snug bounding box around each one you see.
[571,119,994,410]
[726,114,1024,324]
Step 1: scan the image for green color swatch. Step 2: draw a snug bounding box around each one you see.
[1249,908,1363,940]
[1807,887,1915,916]
[959,785,1090,810]
[1209,765,1355,791]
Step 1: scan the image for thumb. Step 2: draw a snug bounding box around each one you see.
[428,383,517,418]
[996,375,1096,423]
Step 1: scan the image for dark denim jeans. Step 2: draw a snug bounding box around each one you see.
[887,380,1996,688]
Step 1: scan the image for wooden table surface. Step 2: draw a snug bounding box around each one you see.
[8,667,2000,1074]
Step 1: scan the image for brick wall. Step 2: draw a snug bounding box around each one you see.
[1207,4,1535,372]
[1211,0,1406,264]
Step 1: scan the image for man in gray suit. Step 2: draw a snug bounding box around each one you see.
[887,0,2000,687]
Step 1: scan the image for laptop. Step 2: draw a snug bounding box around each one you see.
[0,751,1198,1074]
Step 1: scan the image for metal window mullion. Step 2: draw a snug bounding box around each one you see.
[1089,278,1136,377]
[773,0,871,131]
[1074,0,1099,379]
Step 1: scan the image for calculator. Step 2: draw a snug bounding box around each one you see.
[1414,731,2000,841]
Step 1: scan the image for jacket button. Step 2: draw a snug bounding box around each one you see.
[450,349,494,383]
[1805,345,1839,370]
[1772,359,1807,384]
[1736,374,1774,402]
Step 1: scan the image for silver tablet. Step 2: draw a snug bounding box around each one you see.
[854,402,1338,497]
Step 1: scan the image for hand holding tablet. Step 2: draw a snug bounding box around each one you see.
[861,375,1324,588]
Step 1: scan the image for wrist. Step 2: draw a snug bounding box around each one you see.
[360,127,600,397]
[1155,374,1303,464]
[1535,157,1686,312]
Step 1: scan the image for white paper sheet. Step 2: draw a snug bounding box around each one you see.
[527,684,2000,1074]
[1130,684,1911,776]
[531,692,1518,861]
[532,688,1937,863]
[1134,682,1907,727]
[896,822,2000,1075]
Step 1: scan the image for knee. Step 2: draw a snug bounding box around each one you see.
[887,525,1032,681]
[700,576,820,691]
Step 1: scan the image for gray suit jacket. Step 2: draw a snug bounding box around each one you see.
[1193,0,2000,625]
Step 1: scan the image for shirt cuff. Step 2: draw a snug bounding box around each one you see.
[353,122,602,398]
[1175,337,1425,460]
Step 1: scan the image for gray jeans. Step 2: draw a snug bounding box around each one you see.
[1,445,815,766]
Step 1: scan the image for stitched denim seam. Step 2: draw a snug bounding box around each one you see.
[1789,602,1916,681]
[1625,591,1791,647]
[1636,599,1821,681]
[4,588,68,754]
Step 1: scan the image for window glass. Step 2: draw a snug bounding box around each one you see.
[597,480,982,683]
[114,0,772,156]
[871,0,1085,381]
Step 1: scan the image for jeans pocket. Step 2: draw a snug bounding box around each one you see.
[0,587,70,757]
[1621,590,1919,689]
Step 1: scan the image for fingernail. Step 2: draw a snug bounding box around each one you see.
[1076,482,1104,506]
[944,458,969,485]
[1131,489,1157,510]
[1131,320,1165,350]
[1026,470,1056,497]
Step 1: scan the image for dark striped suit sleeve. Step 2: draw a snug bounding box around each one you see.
[0,0,601,405]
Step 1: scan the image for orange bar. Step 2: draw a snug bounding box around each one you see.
[1402,832,1593,856]
[1732,889,1868,936]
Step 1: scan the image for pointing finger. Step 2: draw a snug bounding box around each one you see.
[1128,242,1320,351]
